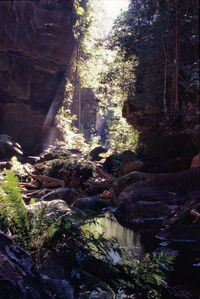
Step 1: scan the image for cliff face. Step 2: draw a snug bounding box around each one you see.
[0,0,75,153]
[123,98,199,172]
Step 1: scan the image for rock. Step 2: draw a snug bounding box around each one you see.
[103,150,143,176]
[28,199,71,214]
[27,200,72,223]
[0,231,51,299]
[191,153,200,168]
[73,197,112,212]
[115,199,170,222]
[34,157,93,185]
[157,197,200,242]
[80,287,115,299]
[84,179,111,196]
[36,150,71,163]
[117,159,144,176]
[41,276,74,299]
[90,146,107,161]
[0,0,75,153]
[118,185,186,206]
[117,168,200,195]
[114,168,200,224]
[76,268,115,299]
[103,153,122,174]
[0,161,11,171]
[40,188,79,205]
[123,94,199,172]
[0,134,23,159]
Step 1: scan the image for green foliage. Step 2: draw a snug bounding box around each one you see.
[27,202,177,297]
[110,0,199,124]
[30,208,121,271]
[106,117,139,151]
[119,251,177,298]
[58,0,139,152]
[0,170,177,298]
[56,107,90,153]
[73,0,92,41]
[56,106,104,154]
[10,156,26,176]
[0,170,30,239]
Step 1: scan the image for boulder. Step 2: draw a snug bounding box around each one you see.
[41,276,74,299]
[115,168,200,224]
[115,198,170,222]
[40,187,79,205]
[0,231,51,299]
[90,146,107,161]
[157,197,200,242]
[103,150,143,176]
[28,199,71,214]
[123,94,199,173]
[84,179,111,196]
[0,134,23,159]
[27,199,72,223]
[73,197,112,212]
[118,185,185,206]
[117,168,200,195]
[34,157,93,187]
[117,159,144,176]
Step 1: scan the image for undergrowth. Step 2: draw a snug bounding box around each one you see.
[0,170,30,242]
[0,169,177,298]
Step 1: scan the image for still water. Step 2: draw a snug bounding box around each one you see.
[83,213,200,297]
[83,213,145,262]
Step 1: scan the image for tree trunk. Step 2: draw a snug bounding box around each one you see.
[174,0,179,118]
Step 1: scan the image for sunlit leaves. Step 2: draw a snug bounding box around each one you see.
[76,6,85,16]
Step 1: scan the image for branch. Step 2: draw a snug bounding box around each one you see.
[23,167,64,187]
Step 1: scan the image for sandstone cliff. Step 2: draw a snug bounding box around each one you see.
[0,0,75,153]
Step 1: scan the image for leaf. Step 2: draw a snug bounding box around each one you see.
[76,6,85,16]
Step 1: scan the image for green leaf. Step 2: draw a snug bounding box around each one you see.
[76,6,85,16]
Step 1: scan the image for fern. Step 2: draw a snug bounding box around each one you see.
[119,251,178,299]
[0,170,30,238]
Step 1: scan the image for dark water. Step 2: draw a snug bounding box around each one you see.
[86,213,200,298]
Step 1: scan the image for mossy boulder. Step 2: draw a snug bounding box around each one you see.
[35,158,93,182]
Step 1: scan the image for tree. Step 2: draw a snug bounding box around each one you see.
[110,0,199,128]
[57,0,139,152]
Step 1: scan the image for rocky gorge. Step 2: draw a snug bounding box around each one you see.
[0,143,199,298]
[0,0,199,298]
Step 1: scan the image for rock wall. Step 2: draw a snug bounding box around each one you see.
[123,98,199,172]
[0,0,75,154]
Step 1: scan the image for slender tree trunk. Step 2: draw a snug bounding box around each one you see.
[78,81,81,132]
[163,56,168,118]
[174,0,179,118]
[162,32,169,119]
[74,47,79,107]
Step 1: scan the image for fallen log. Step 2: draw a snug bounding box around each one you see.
[20,167,64,191]
[23,167,64,186]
